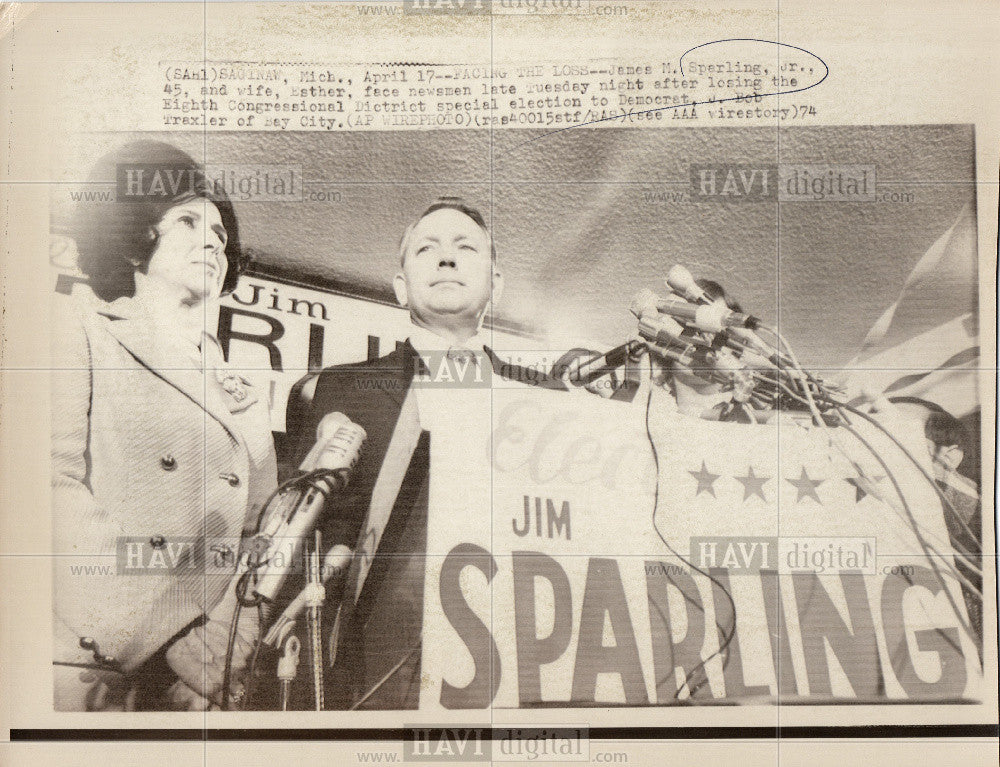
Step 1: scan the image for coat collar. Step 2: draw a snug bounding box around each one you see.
[99,298,246,447]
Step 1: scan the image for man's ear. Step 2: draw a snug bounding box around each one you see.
[490,267,504,306]
[393,272,408,307]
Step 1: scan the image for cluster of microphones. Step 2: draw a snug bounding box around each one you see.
[229,412,368,709]
[632,265,838,416]
[567,265,837,419]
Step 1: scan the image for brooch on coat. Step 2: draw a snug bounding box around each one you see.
[215,368,258,413]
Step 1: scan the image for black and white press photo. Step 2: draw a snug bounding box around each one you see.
[1,2,997,764]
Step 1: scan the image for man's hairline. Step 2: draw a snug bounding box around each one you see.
[397,208,498,268]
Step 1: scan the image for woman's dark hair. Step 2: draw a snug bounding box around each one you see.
[73,141,249,301]
[924,409,970,454]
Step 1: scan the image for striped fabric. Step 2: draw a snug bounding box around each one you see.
[843,203,979,417]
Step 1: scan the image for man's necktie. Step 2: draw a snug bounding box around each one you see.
[446,346,477,365]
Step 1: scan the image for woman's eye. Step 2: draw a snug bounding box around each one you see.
[416,245,431,255]
[179,215,195,227]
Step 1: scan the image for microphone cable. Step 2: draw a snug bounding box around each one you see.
[221,466,345,710]
[642,370,737,700]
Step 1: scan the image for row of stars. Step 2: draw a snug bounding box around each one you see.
[687,461,885,504]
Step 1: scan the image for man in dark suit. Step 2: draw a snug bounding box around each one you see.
[280,198,565,710]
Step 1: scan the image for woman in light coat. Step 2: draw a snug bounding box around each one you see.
[52,142,277,710]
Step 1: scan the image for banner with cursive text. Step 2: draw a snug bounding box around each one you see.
[419,385,982,708]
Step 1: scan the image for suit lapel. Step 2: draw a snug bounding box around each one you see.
[375,340,421,408]
[103,316,245,446]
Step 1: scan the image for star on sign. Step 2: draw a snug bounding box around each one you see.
[786,467,824,504]
[735,467,770,502]
[845,467,885,503]
[689,461,720,497]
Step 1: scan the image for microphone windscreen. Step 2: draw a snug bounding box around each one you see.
[321,543,353,576]
[315,411,350,441]
[629,288,661,319]
[300,412,366,473]
[666,265,708,304]
[666,264,695,290]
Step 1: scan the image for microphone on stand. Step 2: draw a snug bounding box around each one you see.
[261,544,354,648]
[665,264,712,304]
[630,290,707,370]
[632,284,764,397]
[646,277,761,331]
[563,342,635,384]
[251,413,366,604]
[715,331,781,368]
[631,289,729,343]
[637,266,835,418]
[634,320,701,368]
[706,348,757,401]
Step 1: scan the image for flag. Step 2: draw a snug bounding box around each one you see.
[842,203,979,417]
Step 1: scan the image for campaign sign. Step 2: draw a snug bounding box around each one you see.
[420,386,981,708]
